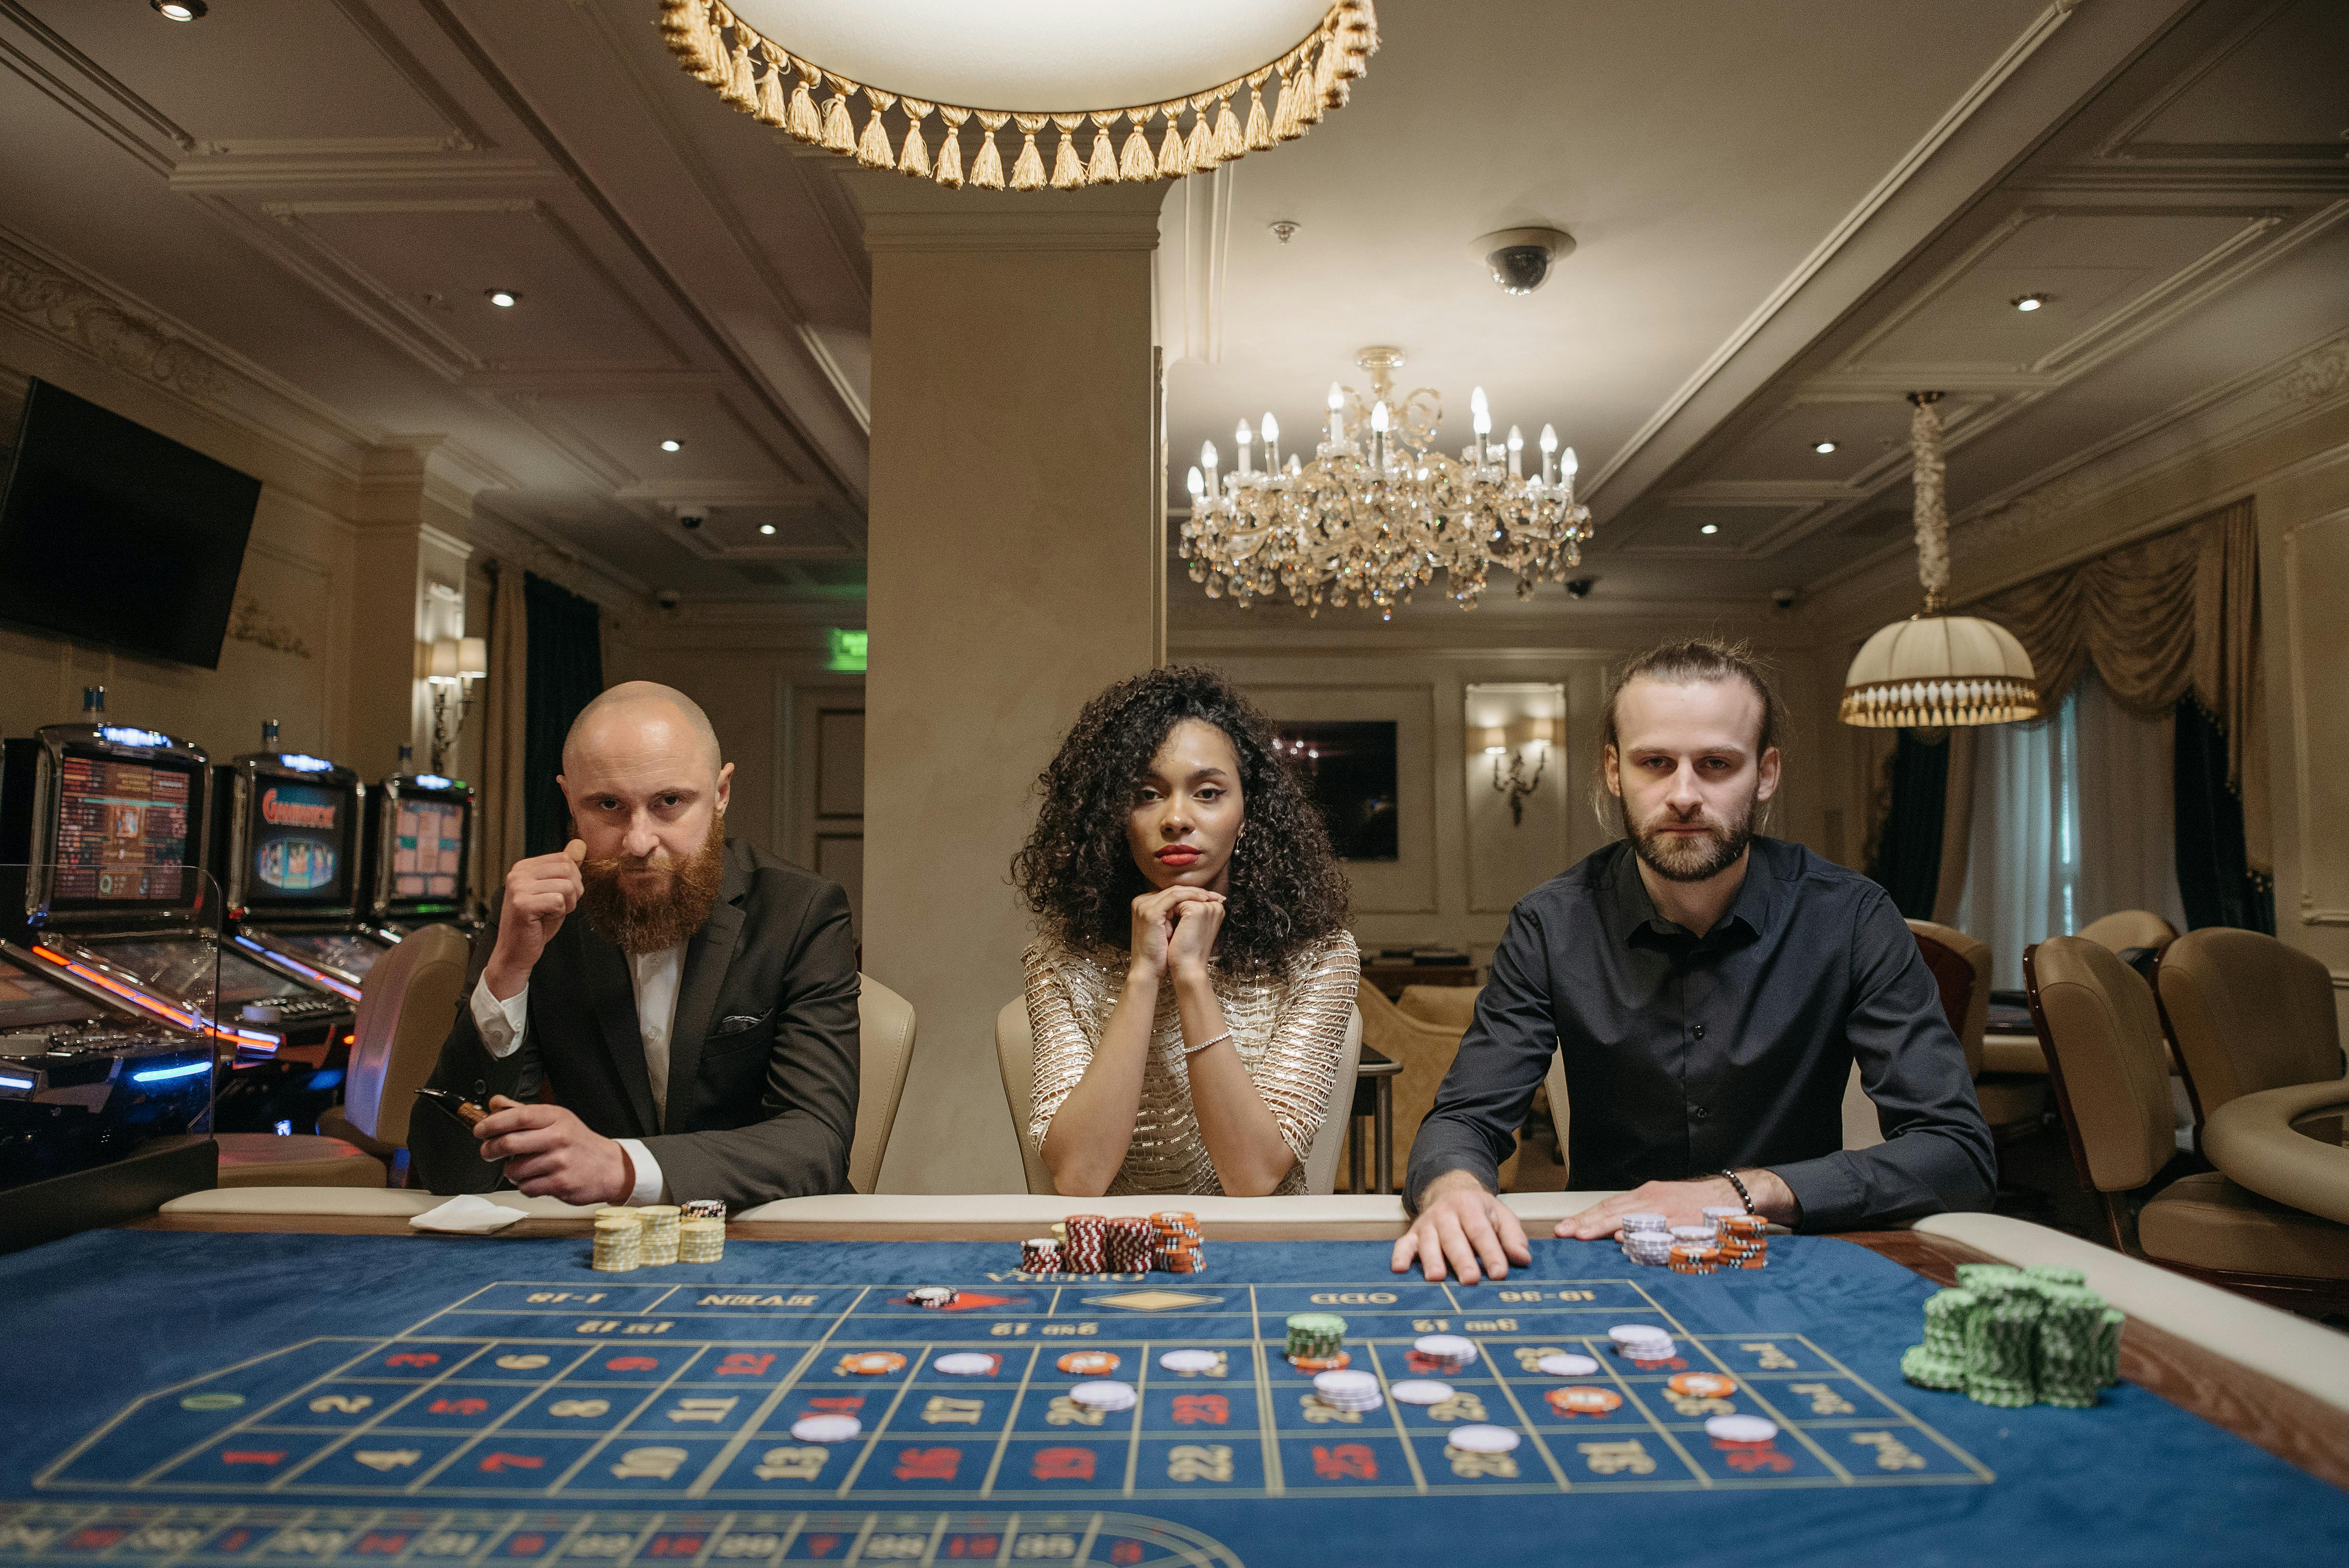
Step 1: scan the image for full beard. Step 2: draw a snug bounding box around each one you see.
[576,814,727,954]
[1622,791,1756,884]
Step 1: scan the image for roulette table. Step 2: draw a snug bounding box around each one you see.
[0,1209,2343,1568]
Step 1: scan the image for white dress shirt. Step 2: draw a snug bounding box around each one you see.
[470,940,689,1206]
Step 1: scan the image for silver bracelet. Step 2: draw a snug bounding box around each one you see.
[1183,1030,1232,1057]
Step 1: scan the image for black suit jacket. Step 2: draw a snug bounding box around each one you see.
[412,840,861,1209]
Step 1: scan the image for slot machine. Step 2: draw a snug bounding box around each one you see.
[0,696,352,1063]
[0,934,215,1194]
[215,721,389,998]
[365,747,477,938]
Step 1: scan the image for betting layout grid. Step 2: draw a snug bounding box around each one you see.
[31,1271,1993,1504]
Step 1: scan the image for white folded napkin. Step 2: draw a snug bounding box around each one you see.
[409,1194,526,1234]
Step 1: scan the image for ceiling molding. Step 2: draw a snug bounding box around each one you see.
[1582,0,2087,502]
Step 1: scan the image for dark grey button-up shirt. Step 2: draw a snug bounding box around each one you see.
[1406,836,1995,1232]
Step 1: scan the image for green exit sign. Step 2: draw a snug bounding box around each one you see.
[827,628,868,672]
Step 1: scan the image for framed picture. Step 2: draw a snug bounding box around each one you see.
[1271,720,1399,861]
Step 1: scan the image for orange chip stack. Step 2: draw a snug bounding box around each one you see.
[1152,1210,1204,1273]
[1719,1213,1770,1270]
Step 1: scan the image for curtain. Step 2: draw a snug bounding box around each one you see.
[476,562,528,897]
[1970,497,2267,882]
[2175,697,2275,934]
[522,571,604,859]
[1953,672,2187,989]
[1866,730,1949,919]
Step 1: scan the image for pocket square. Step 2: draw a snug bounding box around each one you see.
[716,1014,766,1032]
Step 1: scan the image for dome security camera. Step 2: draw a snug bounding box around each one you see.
[678,507,706,529]
[1771,586,1798,611]
[656,588,682,610]
[1471,227,1575,296]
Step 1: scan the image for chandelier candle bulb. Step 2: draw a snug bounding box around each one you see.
[1370,399,1390,470]
[1326,382,1345,446]
[1539,423,1558,486]
[1507,426,1524,478]
[1262,413,1280,471]
[1235,419,1253,475]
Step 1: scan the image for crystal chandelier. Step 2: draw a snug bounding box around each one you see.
[1180,347,1592,618]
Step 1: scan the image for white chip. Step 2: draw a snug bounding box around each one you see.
[1069,1380,1136,1411]
[908,1286,957,1307]
[933,1353,997,1377]
[1413,1334,1478,1364]
[1537,1353,1600,1377]
[1608,1325,1670,1346]
[1705,1414,1779,1444]
[790,1413,862,1443]
[1389,1379,1453,1406]
[1159,1349,1220,1373]
[1313,1369,1379,1400]
[1444,1424,1521,1454]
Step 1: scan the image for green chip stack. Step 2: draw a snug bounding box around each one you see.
[1285,1313,1346,1361]
[1902,1265,2124,1409]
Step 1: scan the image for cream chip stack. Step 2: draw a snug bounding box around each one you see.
[638,1205,681,1266]
[678,1216,725,1264]
[591,1214,642,1272]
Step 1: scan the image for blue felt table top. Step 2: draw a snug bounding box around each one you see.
[0,1228,2341,1568]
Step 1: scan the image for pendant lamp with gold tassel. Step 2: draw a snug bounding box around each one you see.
[1839,392,2040,727]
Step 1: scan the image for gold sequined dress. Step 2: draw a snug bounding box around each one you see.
[1024,930,1360,1196]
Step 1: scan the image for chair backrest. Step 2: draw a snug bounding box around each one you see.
[849,974,916,1195]
[1395,984,1479,1032]
[1355,981,1471,1193]
[1906,919,1991,1079]
[994,996,1365,1197]
[1299,1006,1364,1196]
[995,998,1057,1195]
[1543,1052,1571,1184]
[2157,928,2344,1120]
[343,923,471,1147]
[2077,909,2179,956]
[2026,936,2176,1195]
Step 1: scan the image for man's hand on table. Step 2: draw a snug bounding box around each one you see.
[1558,1169,1797,1240]
[1390,1170,1532,1284]
[475,1094,632,1206]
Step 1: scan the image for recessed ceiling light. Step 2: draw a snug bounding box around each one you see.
[152,0,206,19]
[1700,523,1719,535]
[1812,440,1838,454]
[485,289,520,308]
[759,523,777,535]
[2011,293,2047,312]
[659,438,682,452]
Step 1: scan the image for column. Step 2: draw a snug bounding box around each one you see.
[851,175,1166,1193]
[349,441,474,780]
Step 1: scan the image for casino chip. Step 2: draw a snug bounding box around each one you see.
[1069,1380,1137,1412]
[906,1287,959,1309]
[1445,1425,1521,1455]
[1160,1349,1220,1373]
[1411,1334,1478,1375]
[934,1353,999,1377]
[1389,1380,1454,1406]
[790,1413,862,1443]
[1312,1369,1383,1414]
[1547,1386,1623,1416]
[1057,1351,1121,1376]
[1705,1414,1779,1445]
[1669,1372,1737,1399]
[1537,1353,1599,1377]
[842,1352,907,1376]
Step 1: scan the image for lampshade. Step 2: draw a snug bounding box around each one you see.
[1839,615,2040,727]
[1841,392,2040,729]
[1478,726,1507,755]
[657,0,1376,191]
[426,638,461,682]
[458,636,489,680]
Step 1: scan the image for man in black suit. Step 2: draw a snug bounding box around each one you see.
[412,681,860,1209]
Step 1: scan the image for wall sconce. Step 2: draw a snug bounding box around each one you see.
[1485,715,1552,826]
[423,635,488,772]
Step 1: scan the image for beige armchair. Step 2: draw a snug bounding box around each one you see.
[849,975,917,1194]
[2026,936,2349,1315]
[2155,928,2345,1134]
[317,923,471,1179]
[2077,909,2179,956]
[1360,982,1473,1191]
[994,997,1362,1196]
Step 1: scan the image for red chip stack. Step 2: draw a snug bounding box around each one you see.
[1108,1215,1155,1273]
[1020,1237,1061,1272]
[1153,1210,1204,1273]
[1064,1213,1109,1273]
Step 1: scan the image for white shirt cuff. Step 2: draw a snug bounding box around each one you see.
[470,972,529,1059]
[616,1139,667,1206]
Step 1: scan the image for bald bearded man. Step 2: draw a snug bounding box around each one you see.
[411,682,860,1210]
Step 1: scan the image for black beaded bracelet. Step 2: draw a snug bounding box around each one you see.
[1717,1168,1757,1214]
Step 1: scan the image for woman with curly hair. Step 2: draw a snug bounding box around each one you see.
[1013,666,1358,1197]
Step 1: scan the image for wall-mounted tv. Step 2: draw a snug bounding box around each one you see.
[0,379,260,669]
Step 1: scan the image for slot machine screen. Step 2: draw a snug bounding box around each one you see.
[244,779,356,910]
[392,798,466,901]
[89,937,310,1010]
[50,752,198,910]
